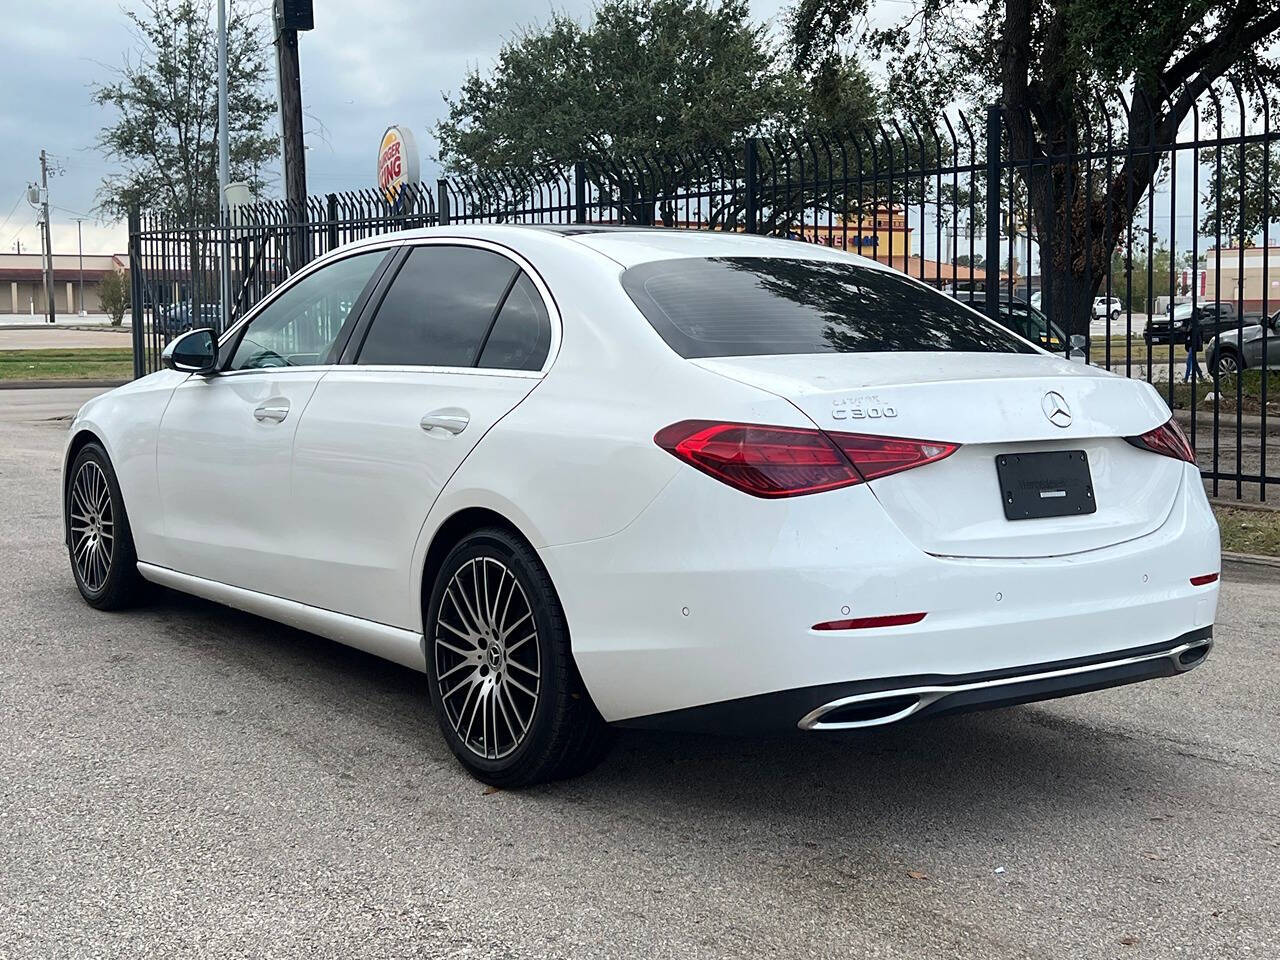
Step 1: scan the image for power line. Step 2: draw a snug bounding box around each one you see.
[0,190,25,238]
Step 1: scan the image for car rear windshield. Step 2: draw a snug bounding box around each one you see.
[620,256,1036,358]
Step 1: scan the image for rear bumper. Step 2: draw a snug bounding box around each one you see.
[618,628,1212,733]
[542,461,1220,724]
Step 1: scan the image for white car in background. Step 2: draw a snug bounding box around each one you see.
[1094,296,1124,322]
[63,226,1220,786]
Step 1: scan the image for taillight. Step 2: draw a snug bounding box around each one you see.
[654,420,958,498]
[1125,417,1195,463]
[828,432,958,481]
[654,421,858,498]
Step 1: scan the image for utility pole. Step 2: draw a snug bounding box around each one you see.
[274,0,313,271]
[73,218,85,316]
[39,150,55,323]
[274,0,311,213]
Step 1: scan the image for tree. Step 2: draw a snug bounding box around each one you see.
[436,0,882,226]
[1201,141,1280,243]
[787,0,1280,334]
[99,268,131,326]
[93,0,277,223]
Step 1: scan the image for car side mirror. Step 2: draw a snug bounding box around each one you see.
[162,328,217,374]
[1068,334,1087,364]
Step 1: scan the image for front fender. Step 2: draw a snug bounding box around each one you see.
[61,371,187,562]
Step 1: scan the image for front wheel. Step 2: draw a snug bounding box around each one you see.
[1213,350,1242,377]
[66,442,145,610]
[424,527,612,787]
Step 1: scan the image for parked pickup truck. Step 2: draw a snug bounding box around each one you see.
[1143,301,1264,344]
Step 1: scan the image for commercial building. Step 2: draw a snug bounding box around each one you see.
[796,206,993,289]
[1203,245,1280,311]
[0,252,129,315]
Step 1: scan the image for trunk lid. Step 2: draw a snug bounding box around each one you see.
[694,352,1183,559]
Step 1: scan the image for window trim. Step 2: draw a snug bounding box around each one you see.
[214,242,399,376]
[342,236,562,377]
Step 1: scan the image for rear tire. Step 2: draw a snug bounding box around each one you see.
[66,442,145,610]
[424,527,613,787]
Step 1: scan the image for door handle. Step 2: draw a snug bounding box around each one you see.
[253,399,290,423]
[420,408,469,435]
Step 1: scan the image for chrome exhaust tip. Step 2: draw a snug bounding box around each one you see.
[798,637,1213,732]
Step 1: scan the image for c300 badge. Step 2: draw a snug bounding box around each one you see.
[832,395,898,421]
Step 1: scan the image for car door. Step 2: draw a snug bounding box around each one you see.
[153,247,393,595]
[287,240,557,630]
[1247,311,1280,368]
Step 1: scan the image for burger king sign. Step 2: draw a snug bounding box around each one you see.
[377,125,420,208]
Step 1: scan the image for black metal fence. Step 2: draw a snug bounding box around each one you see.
[131,85,1278,503]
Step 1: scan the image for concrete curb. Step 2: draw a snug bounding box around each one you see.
[1223,550,1280,570]
[1173,408,1278,438]
[1210,498,1280,514]
[0,379,128,390]
[0,324,131,333]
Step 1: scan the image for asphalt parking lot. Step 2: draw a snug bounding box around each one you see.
[1,388,1278,959]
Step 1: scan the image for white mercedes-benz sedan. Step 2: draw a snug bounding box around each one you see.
[64,226,1220,785]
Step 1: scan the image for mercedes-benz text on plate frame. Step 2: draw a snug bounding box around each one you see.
[62,225,1221,786]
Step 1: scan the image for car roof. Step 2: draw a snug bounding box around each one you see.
[334,223,889,271]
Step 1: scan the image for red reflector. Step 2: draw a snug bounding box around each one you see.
[813,612,927,631]
[655,421,959,498]
[829,432,959,481]
[1190,573,1220,586]
[1126,417,1196,464]
[654,420,859,498]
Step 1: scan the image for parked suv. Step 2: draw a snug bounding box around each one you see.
[1093,296,1123,322]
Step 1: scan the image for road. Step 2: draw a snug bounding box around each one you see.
[0,328,132,350]
[1,388,1278,959]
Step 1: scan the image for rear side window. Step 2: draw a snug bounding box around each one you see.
[478,273,552,371]
[358,246,518,367]
[621,256,1035,358]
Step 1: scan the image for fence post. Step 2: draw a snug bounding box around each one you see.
[574,161,587,224]
[326,193,339,251]
[984,104,1002,323]
[744,138,759,234]
[127,205,144,380]
[437,179,451,226]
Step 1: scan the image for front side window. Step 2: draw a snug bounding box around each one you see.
[621,257,1036,359]
[357,246,520,367]
[228,250,387,370]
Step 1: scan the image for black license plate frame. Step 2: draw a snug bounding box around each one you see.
[995,450,1096,520]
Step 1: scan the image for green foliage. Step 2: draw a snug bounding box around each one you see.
[93,0,277,223]
[436,0,882,178]
[786,0,1280,336]
[99,269,131,326]
[1201,141,1280,242]
[1109,243,1200,311]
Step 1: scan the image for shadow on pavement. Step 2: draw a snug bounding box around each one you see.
[133,584,1174,847]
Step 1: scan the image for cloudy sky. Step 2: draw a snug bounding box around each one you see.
[0,0,796,256]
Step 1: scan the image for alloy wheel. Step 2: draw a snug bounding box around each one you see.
[69,460,114,593]
[1216,353,1240,376]
[433,557,541,760]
